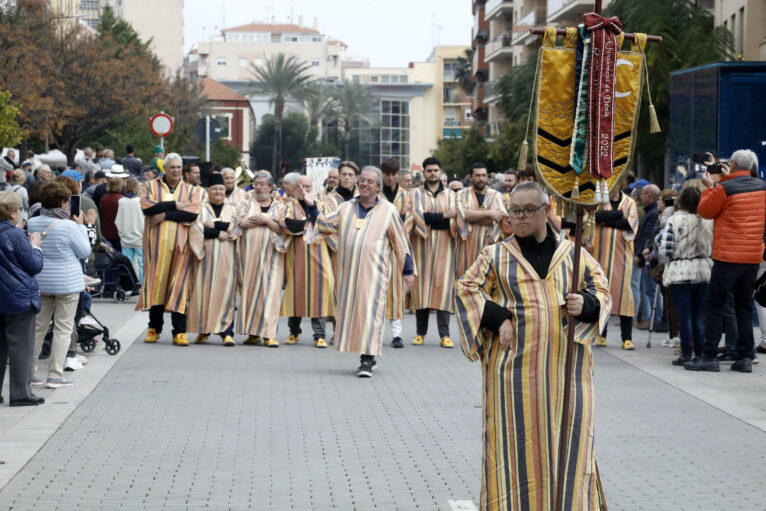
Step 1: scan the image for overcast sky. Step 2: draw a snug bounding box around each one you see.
[183,0,472,67]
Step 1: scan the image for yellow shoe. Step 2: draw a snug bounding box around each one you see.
[144,328,159,343]
[194,334,209,344]
[222,335,235,347]
[264,338,279,348]
[440,336,455,348]
[622,340,635,351]
[285,334,299,345]
[412,335,425,345]
[243,335,262,345]
[314,338,328,349]
[596,336,607,347]
[173,333,189,346]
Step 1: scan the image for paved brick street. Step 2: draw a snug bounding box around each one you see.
[2,303,766,510]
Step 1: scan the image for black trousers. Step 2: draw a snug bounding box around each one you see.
[601,315,633,341]
[415,309,450,337]
[703,261,759,360]
[288,317,326,340]
[149,305,187,337]
[0,308,38,400]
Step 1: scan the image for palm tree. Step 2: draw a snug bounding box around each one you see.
[333,79,376,160]
[455,48,474,97]
[250,53,313,175]
[299,81,339,135]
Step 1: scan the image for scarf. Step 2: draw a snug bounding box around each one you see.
[41,207,69,219]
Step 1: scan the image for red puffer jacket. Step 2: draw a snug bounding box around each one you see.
[698,170,766,264]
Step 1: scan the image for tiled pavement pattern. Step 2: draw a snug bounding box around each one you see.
[2,313,766,510]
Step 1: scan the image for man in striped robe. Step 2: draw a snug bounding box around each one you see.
[313,166,414,377]
[455,182,611,511]
[138,153,203,347]
[408,157,457,348]
[223,167,248,208]
[279,174,335,348]
[590,186,639,350]
[187,173,240,346]
[235,170,286,348]
[380,158,413,349]
[455,163,507,279]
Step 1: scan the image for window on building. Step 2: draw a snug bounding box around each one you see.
[215,114,232,140]
[738,7,744,55]
[377,100,410,170]
[238,58,248,67]
[80,0,99,10]
[400,75,408,84]
[443,61,458,81]
[381,75,390,83]
[444,86,456,103]
[311,59,320,67]
[217,57,227,66]
[370,76,378,82]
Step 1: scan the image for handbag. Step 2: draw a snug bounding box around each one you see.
[753,270,766,308]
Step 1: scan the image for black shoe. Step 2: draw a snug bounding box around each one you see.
[0,396,3,404]
[716,352,737,363]
[672,355,691,366]
[684,357,720,372]
[357,359,373,378]
[9,395,45,406]
[653,323,669,333]
[756,345,766,354]
[731,358,753,373]
[391,337,403,348]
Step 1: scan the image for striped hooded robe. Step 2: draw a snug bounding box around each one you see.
[136,177,203,314]
[408,184,457,312]
[187,200,240,334]
[455,234,611,511]
[316,198,410,355]
[280,197,335,319]
[455,186,507,279]
[234,197,287,339]
[385,185,414,320]
[589,192,639,316]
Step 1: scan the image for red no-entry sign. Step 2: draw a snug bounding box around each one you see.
[150,113,174,138]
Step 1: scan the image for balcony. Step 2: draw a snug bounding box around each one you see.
[485,0,514,21]
[485,33,514,63]
[546,0,594,24]
[443,119,461,127]
[484,79,503,104]
[512,7,546,46]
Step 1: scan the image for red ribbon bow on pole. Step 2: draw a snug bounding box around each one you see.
[583,13,623,34]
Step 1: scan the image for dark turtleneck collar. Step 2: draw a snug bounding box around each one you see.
[515,225,556,279]
[383,183,399,203]
[336,185,355,201]
[425,181,445,196]
[210,202,224,217]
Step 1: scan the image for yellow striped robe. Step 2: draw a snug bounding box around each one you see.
[136,178,203,314]
[316,199,410,355]
[408,185,457,312]
[590,192,639,317]
[455,235,611,511]
[455,187,506,279]
[280,198,335,318]
[187,201,240,334]
[234,197,287,339]
[225,186,248,209]
[385,186,414,320]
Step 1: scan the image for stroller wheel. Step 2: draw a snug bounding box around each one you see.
[114,289,126,304]
[81,338,97,353]
[104,338,121,355]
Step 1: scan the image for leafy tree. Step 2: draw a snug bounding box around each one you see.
[249,54,313,175]
[0,90,23,148]
[194,140,243,168]
[605,0,734,176]
[252,112,320,172]
[300,81,339,134]
[333,79,377,160]
[455,48,474,96]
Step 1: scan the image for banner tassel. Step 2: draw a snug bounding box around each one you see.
[593,179,601,203]
[518,139,529,171]
[571,176,580,199]
[642,50,661,134]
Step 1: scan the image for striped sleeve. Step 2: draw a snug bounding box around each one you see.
[455,189,470,240]
[455,245,498,361]
[409,190,429,239]
[573,248,612,345]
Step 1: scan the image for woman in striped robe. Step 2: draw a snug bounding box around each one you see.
[456,182,611,511]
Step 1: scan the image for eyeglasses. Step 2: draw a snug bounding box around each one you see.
[508,204,546,218]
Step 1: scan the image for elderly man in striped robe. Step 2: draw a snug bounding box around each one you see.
[138,153,203,346]
[279,174,335,348]
[311,166,414,377]
[222,167,248,208]
[187,173,240,346]
[235,170,286,348]
[455,181,611,511]
[408,157,457,348]
[455,162,507,279]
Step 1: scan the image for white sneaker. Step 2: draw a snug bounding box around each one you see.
[78,315,99,328]
[64,357,83,371]
[661,337,679,348]
[75,354,88,365]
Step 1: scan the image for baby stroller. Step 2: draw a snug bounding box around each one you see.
[38,311,121,359]
[90,241,140,304]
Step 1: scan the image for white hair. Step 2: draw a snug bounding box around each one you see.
[282,172,301,186]
[509,181,550,205]
[730,149,758,173]
[164,152,182,167]
[222,167,235,176]
[254,170,274,186]
[360,165,383,188]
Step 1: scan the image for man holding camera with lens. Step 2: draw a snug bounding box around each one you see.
[685,150,765,373]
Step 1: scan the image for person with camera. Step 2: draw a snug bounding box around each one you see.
[685,150,765,373]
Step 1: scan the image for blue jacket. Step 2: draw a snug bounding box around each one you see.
[0,220,44,314]
[27,215,91,295]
